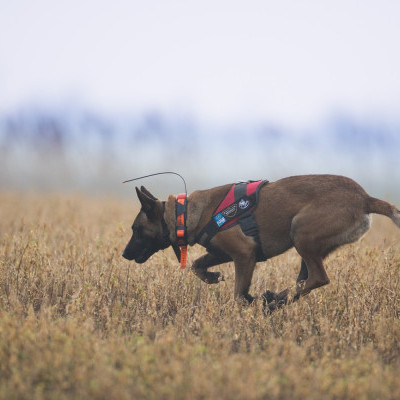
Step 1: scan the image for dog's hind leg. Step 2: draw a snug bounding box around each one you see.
[297,258,309,282]
[265,255,329,312]
[191,252,231,284]
[291,205,371,299]
[265,205,366,310]
[292,254,330,300]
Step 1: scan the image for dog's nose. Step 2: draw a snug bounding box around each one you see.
[122,250,133,260]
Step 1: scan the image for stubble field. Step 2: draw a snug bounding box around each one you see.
[0,192,399,400]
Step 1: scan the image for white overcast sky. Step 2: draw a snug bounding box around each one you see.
[1,0,400,125]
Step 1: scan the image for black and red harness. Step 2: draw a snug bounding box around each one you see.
[173,180,268,268]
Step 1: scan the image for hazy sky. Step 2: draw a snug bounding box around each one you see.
[1,0,400,125]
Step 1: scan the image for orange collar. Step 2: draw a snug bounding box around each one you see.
[175,193,188,268]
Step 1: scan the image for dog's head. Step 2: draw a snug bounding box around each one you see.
[122,186,169,263]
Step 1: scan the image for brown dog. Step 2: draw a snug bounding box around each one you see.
[122,175,400,310]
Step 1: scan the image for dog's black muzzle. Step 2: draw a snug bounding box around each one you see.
[122,248,135,261]
[122,236,160,263]
[122,246,154,263]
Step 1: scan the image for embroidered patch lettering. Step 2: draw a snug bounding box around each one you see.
[222,204,238,218]
[238,198,250,210]
[214,213,226,227]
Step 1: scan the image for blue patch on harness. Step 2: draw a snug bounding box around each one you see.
[213,213,226,227]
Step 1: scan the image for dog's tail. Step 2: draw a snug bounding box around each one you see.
[365,197,400,229]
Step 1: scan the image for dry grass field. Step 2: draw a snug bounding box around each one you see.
[0,192,399,400]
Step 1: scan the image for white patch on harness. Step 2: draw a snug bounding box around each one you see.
[238,199,250,210]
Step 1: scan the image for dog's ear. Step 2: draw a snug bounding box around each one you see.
[140,186,158,201]
[136,187,157,217]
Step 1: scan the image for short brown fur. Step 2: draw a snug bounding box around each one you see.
[123,175,400,310]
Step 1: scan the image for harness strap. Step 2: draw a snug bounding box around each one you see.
[233,181,247,200]
[196,180,268,251]
[234,182,259,238]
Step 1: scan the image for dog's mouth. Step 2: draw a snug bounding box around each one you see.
[135,251,152,263]
[123,238,160,263]
[133,246,159,263]
[122,249,152,263]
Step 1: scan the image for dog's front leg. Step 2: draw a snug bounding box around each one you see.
[210,228,258,303]
[233,253,256,303]
[191,252,231,284]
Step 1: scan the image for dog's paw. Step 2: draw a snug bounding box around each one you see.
[205,271,224,284]
[262,289,289,315]
[275,288,289,305]
[265,301,278,315]
[262,290,277,304]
